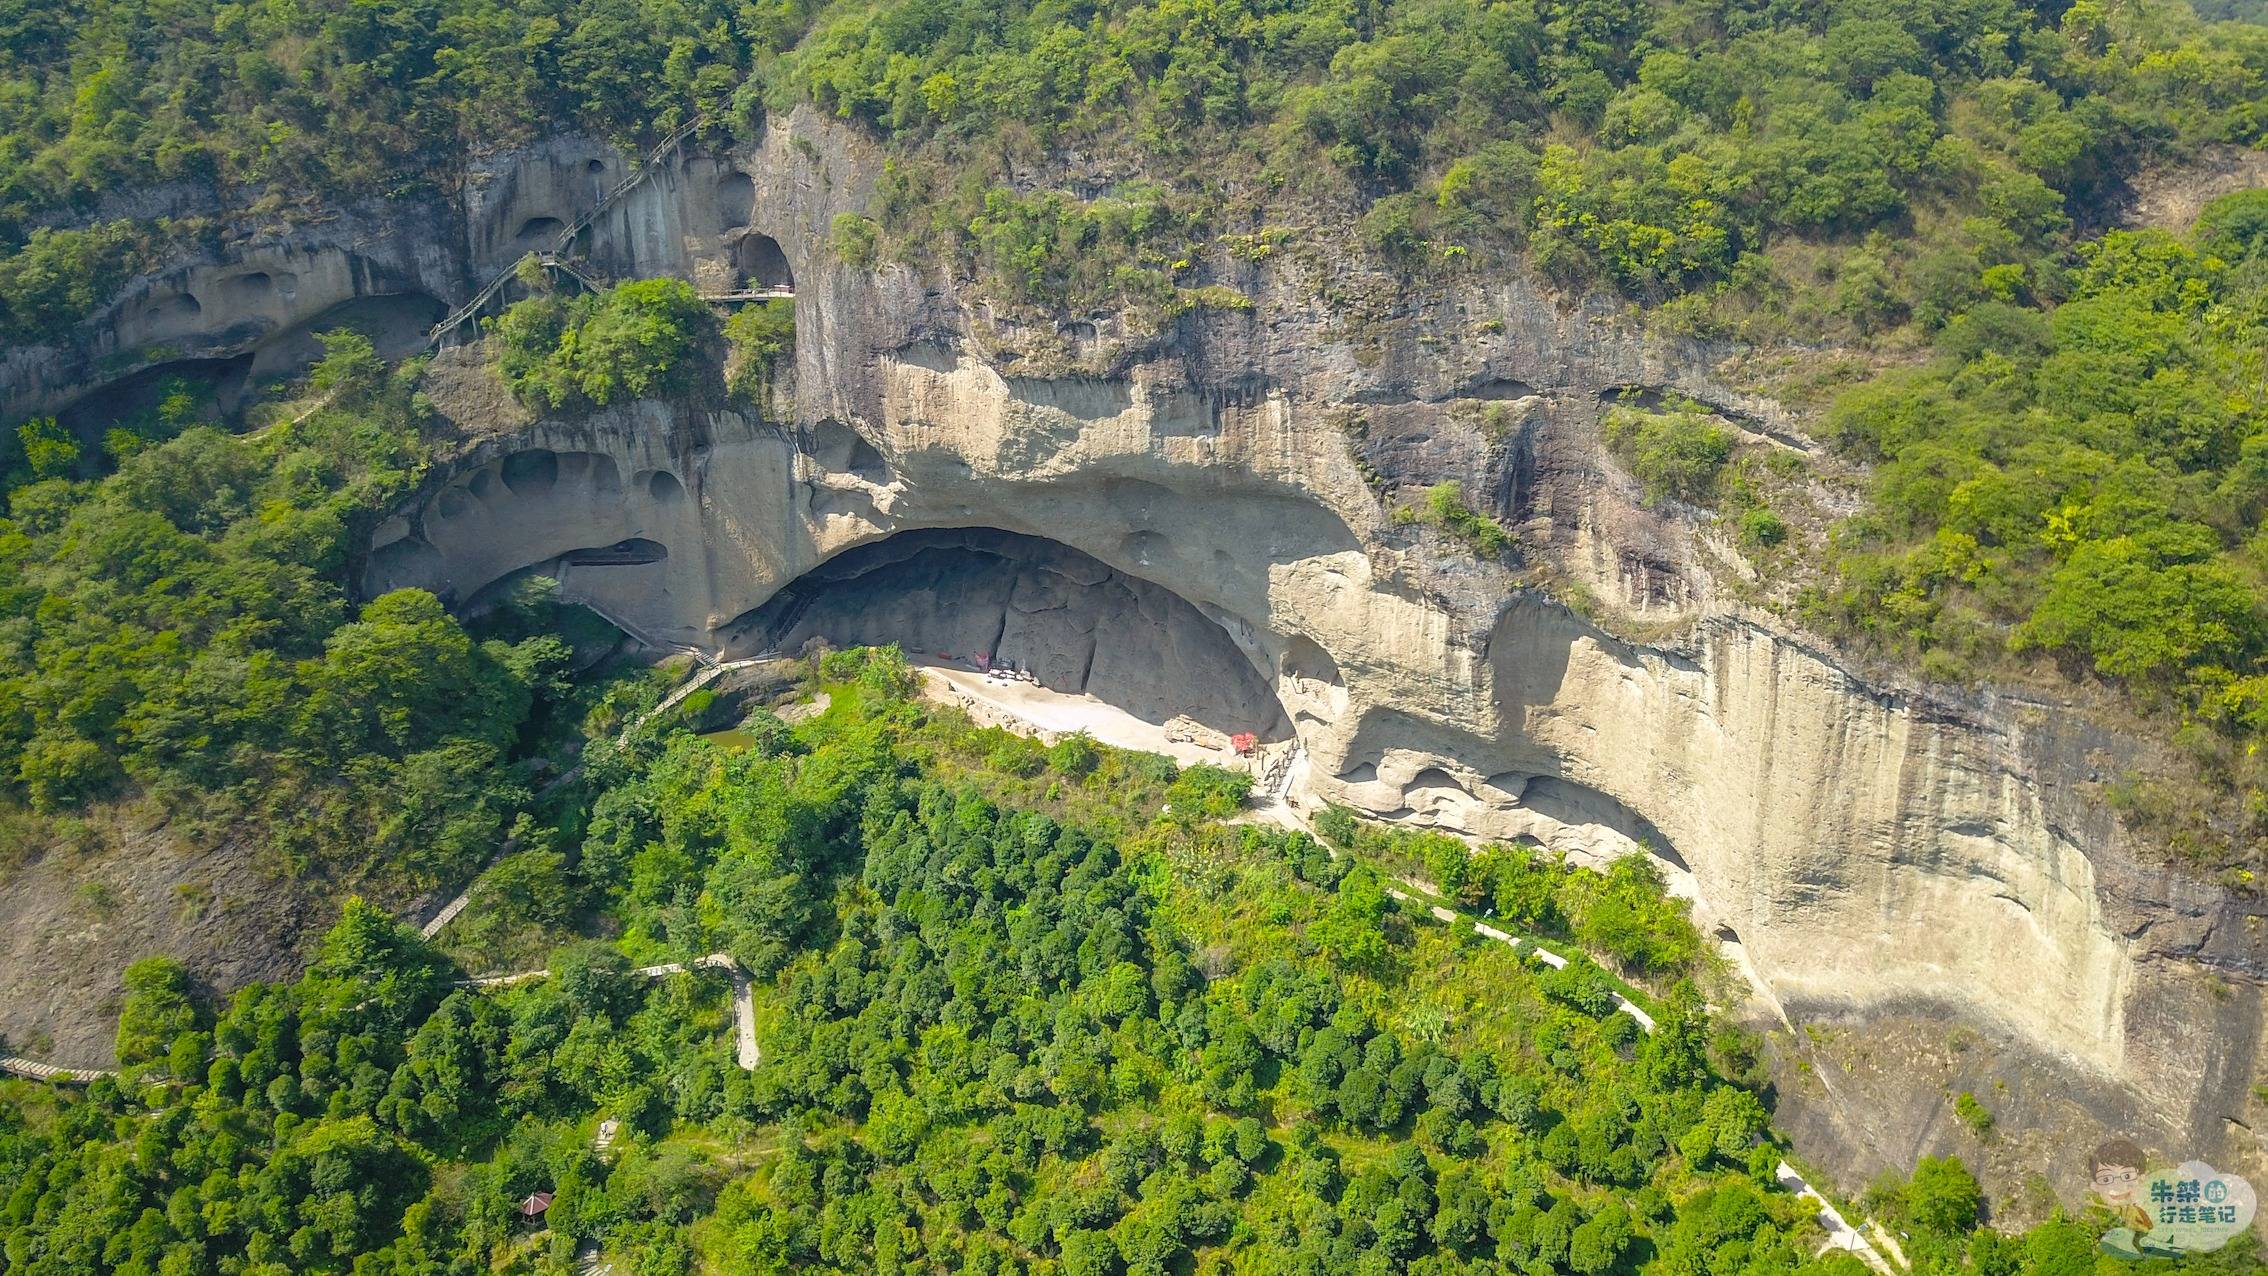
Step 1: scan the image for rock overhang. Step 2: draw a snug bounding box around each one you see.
[13,103,2268,1197]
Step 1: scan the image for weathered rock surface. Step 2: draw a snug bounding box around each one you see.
[0,809,326,1065]
[12,107,2268,1206]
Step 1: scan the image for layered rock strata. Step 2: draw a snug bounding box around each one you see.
[13,106,2266,1200]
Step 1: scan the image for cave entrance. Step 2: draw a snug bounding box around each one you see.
[734,233,793,291]
[722,527,1293,749]
[58,353,256,434]
[249,293,447,380]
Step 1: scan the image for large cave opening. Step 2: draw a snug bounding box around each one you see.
[248,293,446,379]
[722,527,1292,745]
[734,233,793,291]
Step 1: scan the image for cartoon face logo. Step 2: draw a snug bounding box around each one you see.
[2092,1144,2258,1262]
[2095,1165,2142,1201]
[2093,1140,2149,1207]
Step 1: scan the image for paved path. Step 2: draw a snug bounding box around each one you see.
[1383,886,1886,1266]
[1383,887,1658,1033]
[420,656,777,939]
[1779,1160,1895,1273]
[574,1120,626,1274]
[919,665,1236,769]
[455,953,759,1071]
[0,1056,112,1084]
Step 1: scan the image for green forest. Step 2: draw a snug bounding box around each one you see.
[5,0,2265,331]
[0,333,588,891]
[0,651,2182,1274]
[1806,192,2268,867]
[3,3,2268,1267]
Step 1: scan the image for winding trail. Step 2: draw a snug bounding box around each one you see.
[915,672,1897,1272]
[454,953,759,1071]
[11,663,1887,1273]
[419,655,776,939]
[1381,882,1887,1271]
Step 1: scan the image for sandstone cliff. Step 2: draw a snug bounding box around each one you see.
[10,107,2267,1209]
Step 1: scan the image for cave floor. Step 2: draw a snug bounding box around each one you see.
[916,662,1250,771]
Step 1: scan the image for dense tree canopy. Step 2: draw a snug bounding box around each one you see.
[1807,189,2268,866]
[491,278,715,412]
[3,658,2161,1276]
[0,339,566,888]
[3,1,2265,332]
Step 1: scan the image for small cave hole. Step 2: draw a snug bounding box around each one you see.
[587,159,607,175]
[1408,766,1471,796]
[1120,530,1169,567]
[647,470,686,503]
[1483,771,1529,799]
[717,172,755,231]
[515,216,566,243]
[1598,385,1669,412]
[222,272,273,302]
[500,450,561,494]
[1466,377,1538,401]
[1282,635,1345,689]
[810,419,888,482]
[563,537,669,567]
[588,454,624,500]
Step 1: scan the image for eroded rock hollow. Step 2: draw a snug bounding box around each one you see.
[17,107,2268,1203]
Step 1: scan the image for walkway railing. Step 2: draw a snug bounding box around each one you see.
[426,116,703,347]
[0,1056,113,1084]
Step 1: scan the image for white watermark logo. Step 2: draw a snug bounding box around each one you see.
[2093,1141,2255,1259]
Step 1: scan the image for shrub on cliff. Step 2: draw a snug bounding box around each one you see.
[724,298,795,401]
[492,278,713,412]
[1603,404,1734,507]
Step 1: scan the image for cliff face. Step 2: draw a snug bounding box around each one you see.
[15,107,2268,1202]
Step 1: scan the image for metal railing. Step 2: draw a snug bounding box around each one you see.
[426,116,704,347]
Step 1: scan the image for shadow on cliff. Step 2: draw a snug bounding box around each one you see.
[719,526,1294,742]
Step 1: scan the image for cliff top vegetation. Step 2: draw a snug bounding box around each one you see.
[7,2,2268,868]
